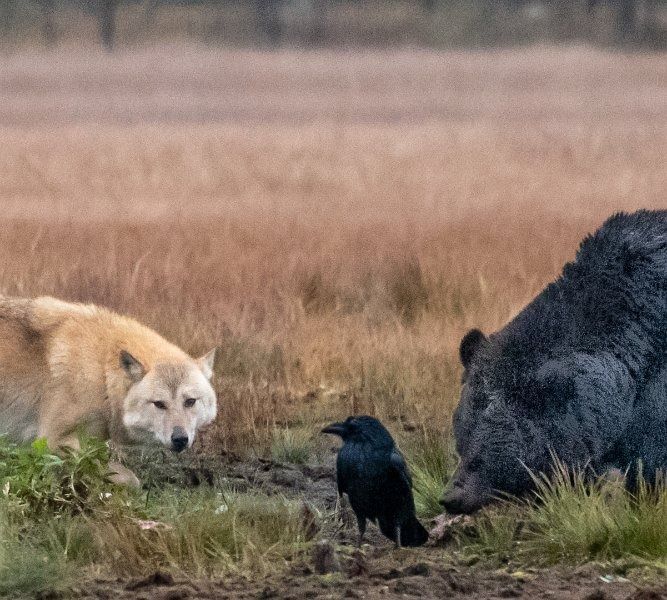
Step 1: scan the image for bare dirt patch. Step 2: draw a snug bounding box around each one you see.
[63,452,666,600]
[74,543,663,600]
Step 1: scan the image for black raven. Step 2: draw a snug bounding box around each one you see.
[321,415,428,547]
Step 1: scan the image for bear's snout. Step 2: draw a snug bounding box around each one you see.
[440,488,481,515]
[440,470,487,514]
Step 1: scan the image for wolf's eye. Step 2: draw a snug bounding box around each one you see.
[184,398,197,408]
[152,401,167,410]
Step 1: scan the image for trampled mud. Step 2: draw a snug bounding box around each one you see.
[63,452,667,600]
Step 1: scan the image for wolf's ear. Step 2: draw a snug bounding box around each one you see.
[120,350,146,383]
[196,348,216,380]
[459,329,488,370]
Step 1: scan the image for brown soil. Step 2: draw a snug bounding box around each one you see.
[73,551,665,600]
[66,452,667,600]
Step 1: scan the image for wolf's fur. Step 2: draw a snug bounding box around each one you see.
[0,296,217,486]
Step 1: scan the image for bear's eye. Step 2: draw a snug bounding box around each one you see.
[152,401,167,410]
[184,398,197,408]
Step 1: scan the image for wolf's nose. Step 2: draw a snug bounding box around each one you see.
[171,428,189,453]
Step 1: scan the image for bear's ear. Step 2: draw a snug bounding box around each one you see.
[459,329,488,370]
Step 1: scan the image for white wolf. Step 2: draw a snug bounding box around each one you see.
[0,296,217,486]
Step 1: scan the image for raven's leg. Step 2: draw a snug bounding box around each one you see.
[335,493,343,522]
[394,525,401,549]
[356,515,367,547]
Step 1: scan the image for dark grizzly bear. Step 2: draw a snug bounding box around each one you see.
[442,210,667,514]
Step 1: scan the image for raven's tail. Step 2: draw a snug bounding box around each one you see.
[400,516,429,547]
[379,516,429,547]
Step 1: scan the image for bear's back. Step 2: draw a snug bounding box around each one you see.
[493,210,666,384]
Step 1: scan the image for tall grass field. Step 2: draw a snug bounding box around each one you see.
[0,44,665,596]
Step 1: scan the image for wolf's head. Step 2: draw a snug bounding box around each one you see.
[120,349,217,452]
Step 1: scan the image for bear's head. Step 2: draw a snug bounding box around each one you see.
[441,329,539,514]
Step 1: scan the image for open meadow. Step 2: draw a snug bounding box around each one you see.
[0,45,666,598]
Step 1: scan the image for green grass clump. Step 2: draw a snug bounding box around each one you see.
[0,486,314,598]
[465,505,523,561]
[0,436,118,598]
[0,507,66,597]
[522,463,667,564]
[0,435,115,519]
[0,436,318,598]
[270,427,314,465]
[463,462,667,565]
[91,488,312,577]
[405,432,456,519]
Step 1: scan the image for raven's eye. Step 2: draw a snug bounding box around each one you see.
[184,398,197,408]
[152,401,167,410]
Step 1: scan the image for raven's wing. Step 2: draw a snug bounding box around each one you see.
[336,462,345,496]
[389,449,412,490]
[335,447,351,497]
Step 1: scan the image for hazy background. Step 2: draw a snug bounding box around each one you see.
[0,1,665,452]
[1,0,666,50]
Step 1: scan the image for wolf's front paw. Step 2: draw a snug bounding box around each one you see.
[108,461,141,488]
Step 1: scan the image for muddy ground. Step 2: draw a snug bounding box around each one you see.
[76,562,664,600]
[65,450,666,600]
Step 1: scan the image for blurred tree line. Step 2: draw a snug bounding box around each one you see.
[0,0,664,50]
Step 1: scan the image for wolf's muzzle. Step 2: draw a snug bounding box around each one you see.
[171,427,189,452]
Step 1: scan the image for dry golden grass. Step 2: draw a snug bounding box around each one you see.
[0,45,664,453]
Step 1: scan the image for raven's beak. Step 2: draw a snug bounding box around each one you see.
[321,422,346,436]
